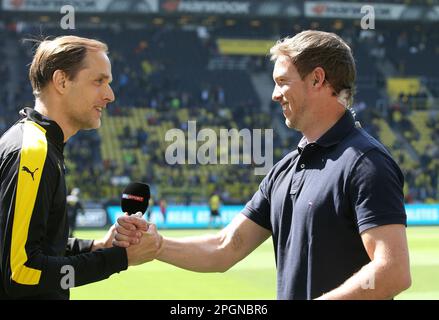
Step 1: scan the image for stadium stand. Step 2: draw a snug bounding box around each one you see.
[0,3,437,205]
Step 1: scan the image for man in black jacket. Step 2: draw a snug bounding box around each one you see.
[0,35,161,299]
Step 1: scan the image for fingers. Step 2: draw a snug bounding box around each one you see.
[117,214,147,230]
[117,214,148,232]
[147,223,157,234]
[146,224,162,247]
[113,213,149,248]
[113,230,139,246]
[112,239,130,248]
[101,224,117,249]
[117,215,136,231]
[109,224,117,233]
[125,223,162,266]
[115,223,143,238]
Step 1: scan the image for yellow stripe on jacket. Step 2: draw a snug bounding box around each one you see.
[11,121,47,285]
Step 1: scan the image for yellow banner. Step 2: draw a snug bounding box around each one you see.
[387,77,420,100]
[217,39,275,56]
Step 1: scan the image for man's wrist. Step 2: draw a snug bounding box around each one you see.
[156,236,165,259]
[91,239,104,251]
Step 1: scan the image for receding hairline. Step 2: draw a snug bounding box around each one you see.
[33,35,109,71]
[81,49,112,69]
[38,35,108,52]
[28,35,110,96]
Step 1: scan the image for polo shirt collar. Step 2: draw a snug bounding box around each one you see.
[297,110,355,153]
[317,110,355,148]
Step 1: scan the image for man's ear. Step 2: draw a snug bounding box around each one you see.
[52,70,68,94]
[311,67,326,88]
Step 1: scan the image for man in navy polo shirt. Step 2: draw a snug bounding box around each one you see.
[114,30,411,300]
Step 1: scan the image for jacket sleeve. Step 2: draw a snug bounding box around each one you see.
[66,238,94,255]
[1,147,128,298]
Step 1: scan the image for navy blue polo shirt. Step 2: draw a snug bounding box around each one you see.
[242,111,406,300]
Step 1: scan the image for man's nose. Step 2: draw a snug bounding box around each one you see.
[104,85,115,103]
[272,86,282,102]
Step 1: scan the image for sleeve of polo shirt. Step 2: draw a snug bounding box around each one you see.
[349,148,407,234]
[241,175,272,231]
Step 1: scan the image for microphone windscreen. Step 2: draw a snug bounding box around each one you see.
[121,182,150,215]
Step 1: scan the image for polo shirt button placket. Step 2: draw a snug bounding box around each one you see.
[291,160,306,198]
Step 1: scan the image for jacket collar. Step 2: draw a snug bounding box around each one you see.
[20,107,65,152]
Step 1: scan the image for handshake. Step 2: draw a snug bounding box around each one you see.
[110,182,162,266]
[113,213,162,267]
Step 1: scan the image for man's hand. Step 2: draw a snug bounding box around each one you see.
[113,213,148,247]
[91,224,117,251]
[126,224,163,266]
[112,213,162,266]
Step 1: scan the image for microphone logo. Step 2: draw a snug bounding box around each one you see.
[122,193,144,202]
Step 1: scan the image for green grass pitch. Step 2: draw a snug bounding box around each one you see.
[71,226,439,300]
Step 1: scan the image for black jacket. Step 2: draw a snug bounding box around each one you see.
[0,108,127,299]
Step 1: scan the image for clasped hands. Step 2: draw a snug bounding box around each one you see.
[113,213,162,266]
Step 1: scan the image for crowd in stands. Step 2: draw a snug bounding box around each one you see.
[0,18,437,204]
